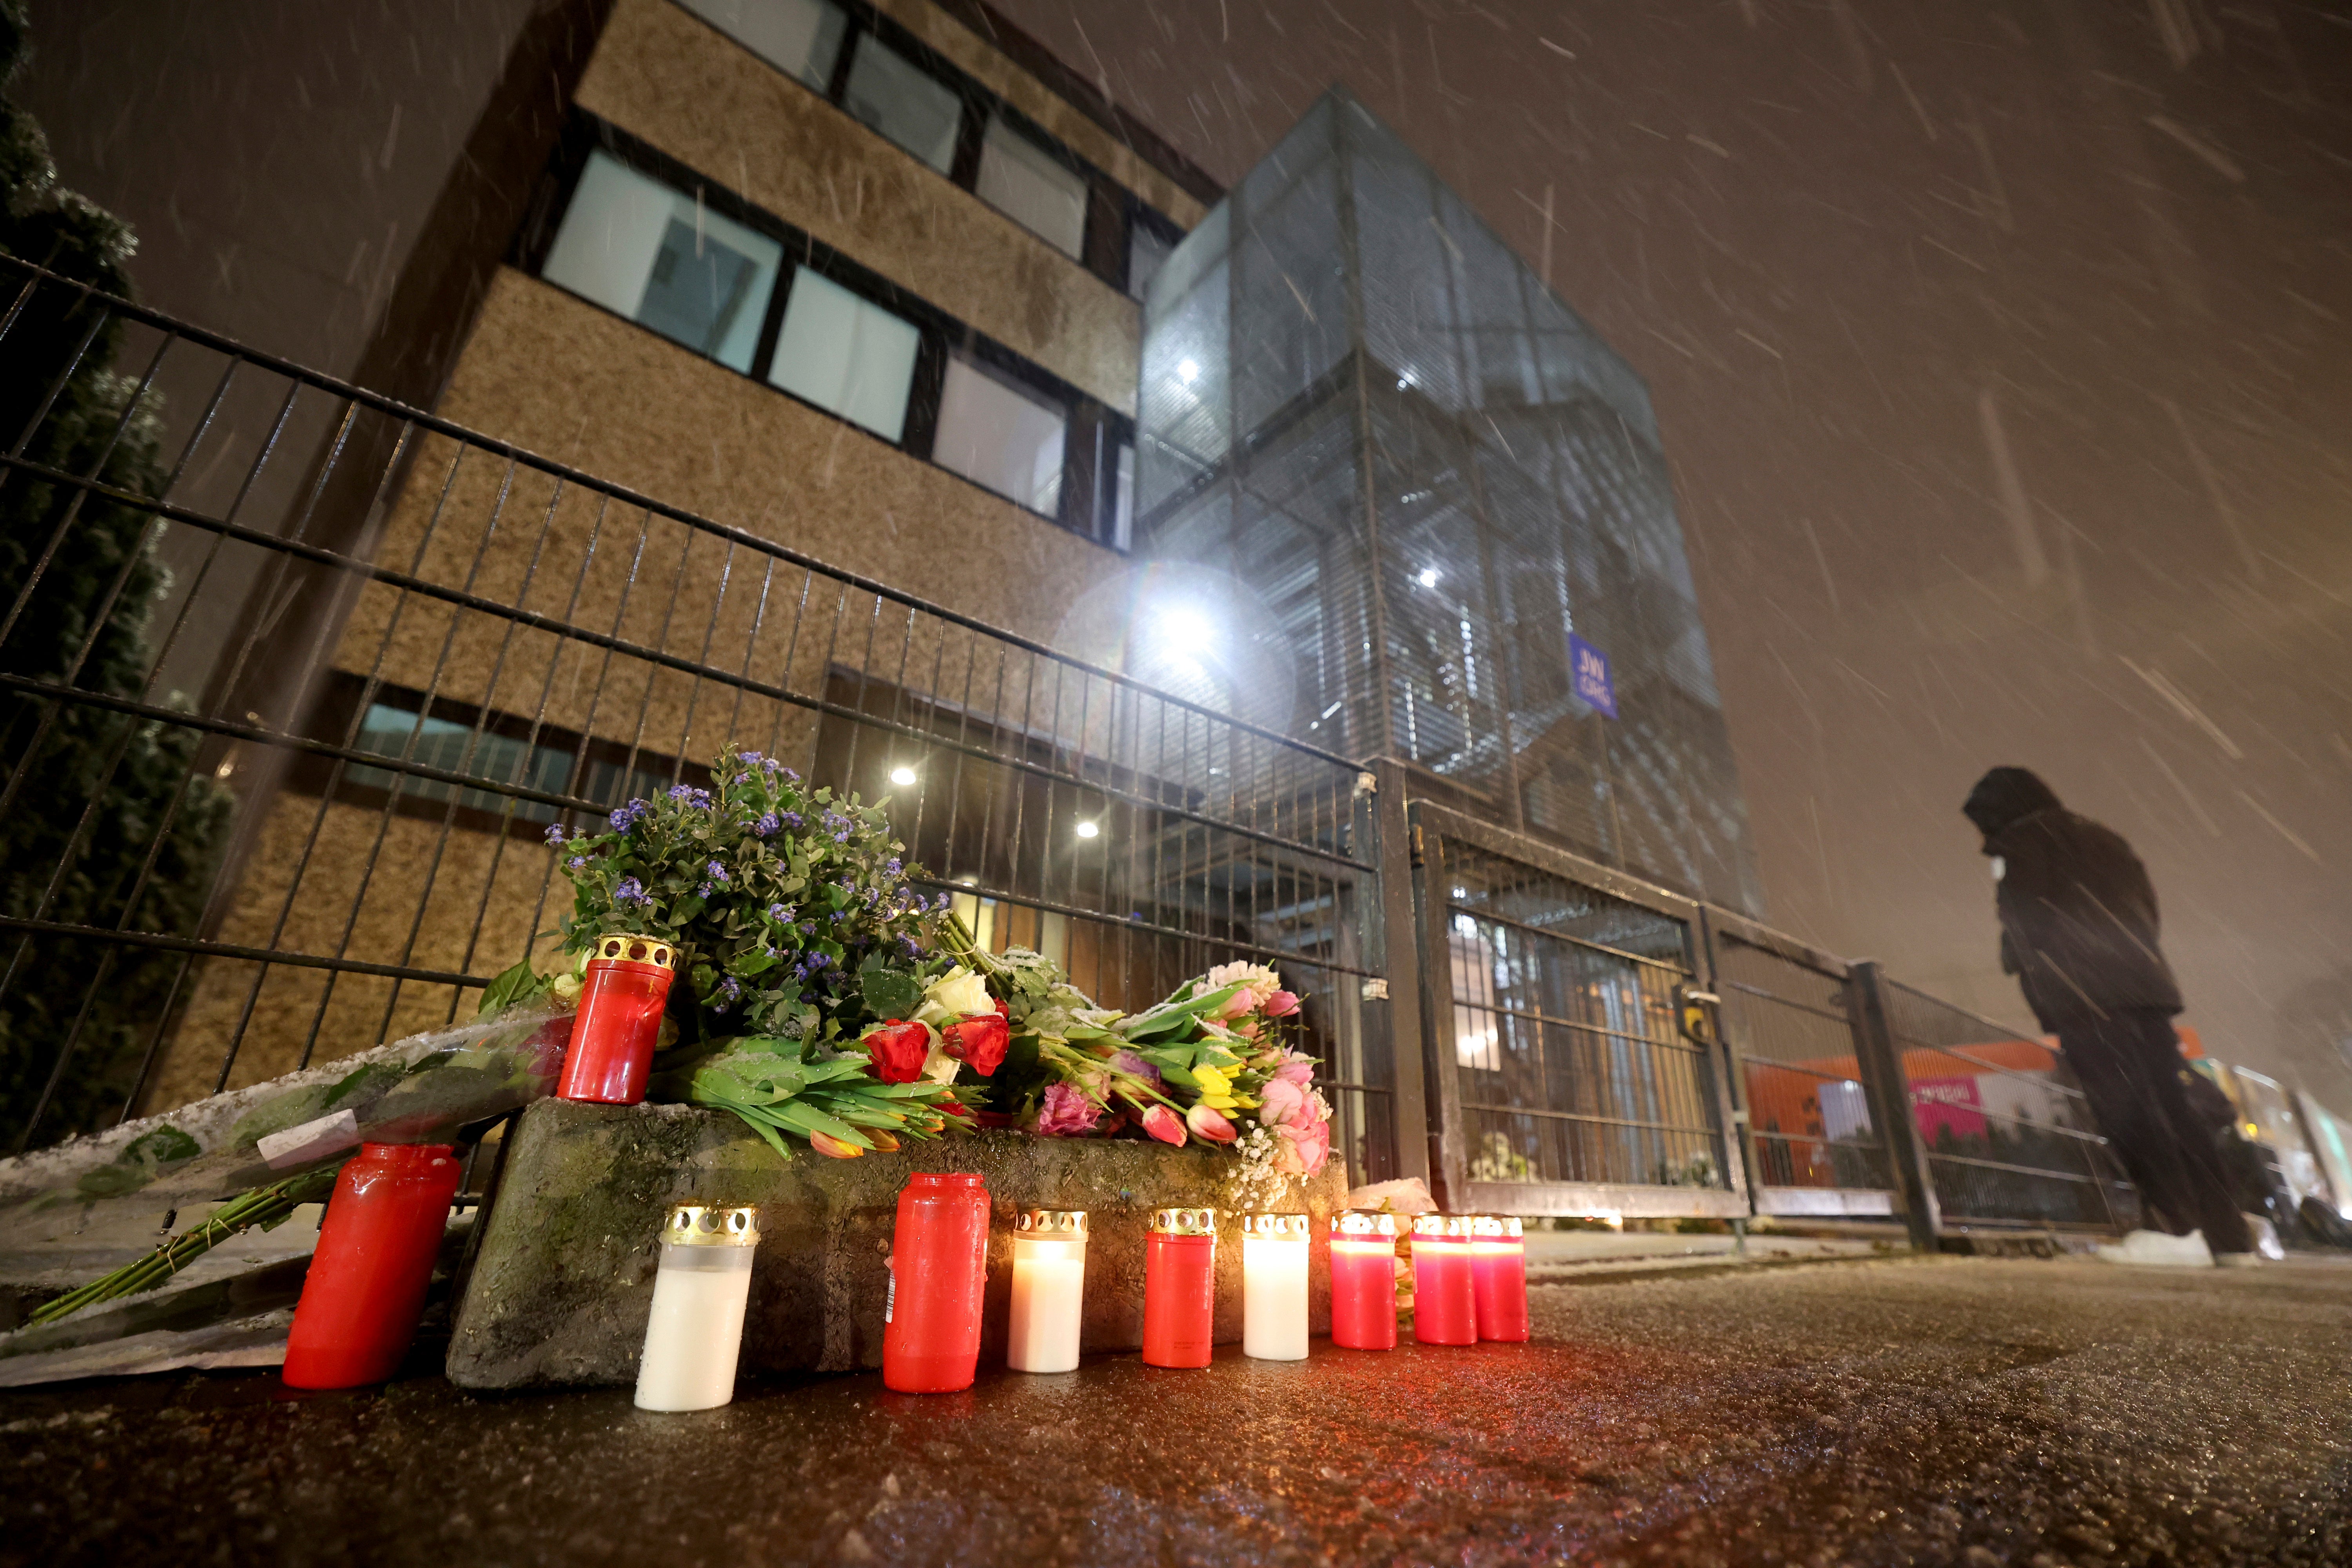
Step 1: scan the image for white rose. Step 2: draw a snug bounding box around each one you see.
[922,965,994,1022]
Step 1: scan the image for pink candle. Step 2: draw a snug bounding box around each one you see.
[1470,1215,1530,1341]
[1410,1215,1477,1345]
[1329,1210,1399,1350]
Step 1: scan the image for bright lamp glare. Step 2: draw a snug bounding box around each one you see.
[1074,820,1100,839]
[1417,566,1441,588]
[1177,358,1200,385]
[1158,608,1214,655]
[888,766,918,787]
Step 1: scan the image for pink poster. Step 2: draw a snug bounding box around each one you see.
[1911,1076,1987,1143]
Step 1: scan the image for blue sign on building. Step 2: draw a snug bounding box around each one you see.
[1570,633,1617,719]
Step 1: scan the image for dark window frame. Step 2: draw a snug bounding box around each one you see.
[666,0,1181,296]
[514,112,1138,548]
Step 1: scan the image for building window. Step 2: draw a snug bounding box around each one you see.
[539,150,781,373]
[768,267,921,442]
[842,33,963,174]
[676,0,846,90]
[976,116,1088,260]
[933,354,1067,517]
[1127,214,1177,301]
[1111,440,1135,550]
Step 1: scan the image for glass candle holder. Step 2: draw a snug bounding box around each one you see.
[882,1172,990,1393]
[635,1204,762,1411]
[1410,1215,1477,1346]
[282,1142,463,1389]
[555,933,677,1105]
[1007,1209,1088,1374]
[1470,1215,1530,1342]
[1330,1210,1400,1350]
[1142,1207,1217,1368]
[1240,1212,1310,1361]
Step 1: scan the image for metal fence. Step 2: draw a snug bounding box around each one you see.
[1703,917,1896,1220]
[1412,801,1745,1220]
[0,256,1395,1178]
[0,258,2155,1243]
[1865,975,2138,1236]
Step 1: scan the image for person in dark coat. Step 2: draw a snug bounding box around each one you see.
[1961,767,2256,1259]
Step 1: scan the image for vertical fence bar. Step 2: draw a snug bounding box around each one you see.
[1847,959,1939,1250]
[1367,758,1429,1191]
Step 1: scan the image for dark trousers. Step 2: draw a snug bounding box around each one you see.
[2058,1009,2254,1255]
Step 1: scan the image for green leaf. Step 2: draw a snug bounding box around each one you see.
[858,959,924,1021]
[475,957,553,1020]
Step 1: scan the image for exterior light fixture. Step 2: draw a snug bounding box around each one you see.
[1074,820,1100,839]
[889,766,918,786]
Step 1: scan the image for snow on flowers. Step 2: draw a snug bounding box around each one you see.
[524,743,1330,1181]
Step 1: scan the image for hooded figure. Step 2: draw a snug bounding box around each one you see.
[1962,766,2180,1030]
[1961,767,2252,1262]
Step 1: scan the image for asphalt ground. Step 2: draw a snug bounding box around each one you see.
[1,1253,2346,1566]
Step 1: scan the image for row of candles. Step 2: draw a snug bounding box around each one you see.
[634,1173,1533,1411]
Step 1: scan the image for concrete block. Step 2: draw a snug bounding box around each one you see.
[446,1099,1345,1389]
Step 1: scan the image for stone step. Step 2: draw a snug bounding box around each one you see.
[448,1099,1347,1389]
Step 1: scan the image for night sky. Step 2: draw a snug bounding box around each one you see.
[987,0,2352,1100]
[21,0,2352,1099]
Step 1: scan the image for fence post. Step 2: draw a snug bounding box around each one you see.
[1362,758,1430,1189]
[1847,960,1940,1251]
[1693,907,1760,1216]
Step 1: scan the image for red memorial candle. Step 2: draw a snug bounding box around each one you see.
[1410,1215,1477,1346]
[1142,1207,1217,1368]
[882,1172,990,1393]
[555,933,677,1105]
[1470,1215,1531,1342]
[1328,1209,1399,1350]
[282,1142,463,1389]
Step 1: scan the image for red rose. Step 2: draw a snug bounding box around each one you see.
[941,1000,1010,1077]
[862,1019,931,1084]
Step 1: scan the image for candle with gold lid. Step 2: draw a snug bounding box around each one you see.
[1329,1209,1399,1350]
[1410,1214,1477,1345]
[1142,1207,1217,1368]
[1240,1212,1310,1361]
[1007,1209,1088,1373]
[1469,1215,1530,1341]
[635,1203,761,1411]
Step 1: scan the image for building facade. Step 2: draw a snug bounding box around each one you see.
[140,7,1753,1120]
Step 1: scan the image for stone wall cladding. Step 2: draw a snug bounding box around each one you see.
[580,0,1140,415]
[448,1098,1347,1388]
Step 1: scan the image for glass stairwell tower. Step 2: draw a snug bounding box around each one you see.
[1129,87,1761,913]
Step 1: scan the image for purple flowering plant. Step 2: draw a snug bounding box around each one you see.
[535,744,941,1044]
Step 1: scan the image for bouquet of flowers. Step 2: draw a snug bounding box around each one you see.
[937,921,1333,1204]
[503,744,1332,1190]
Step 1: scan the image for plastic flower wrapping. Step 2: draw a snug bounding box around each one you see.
[512,744,1331,1183]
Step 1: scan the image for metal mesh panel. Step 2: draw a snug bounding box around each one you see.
[1439,840,1724,1191]
[1134,85,1761,914]
[1880,980,2136,1230]
[1711,935,1893,1196]
[0,258,1394,1179]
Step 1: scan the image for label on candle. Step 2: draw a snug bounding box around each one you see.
[884,1259,895,1323]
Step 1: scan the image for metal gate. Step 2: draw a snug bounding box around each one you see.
[1410,802,1745,1219]
[1702,915,1901,1222]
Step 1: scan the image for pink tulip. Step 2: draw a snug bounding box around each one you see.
[1274,1056,1315,1087]
[1258,1077,1307,1126]
[1263,990,1300,1018]
[1185,1102,1237,1143]
[1141,1104,1187,1146]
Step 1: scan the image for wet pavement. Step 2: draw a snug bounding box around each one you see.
[2,1254,2347,1566]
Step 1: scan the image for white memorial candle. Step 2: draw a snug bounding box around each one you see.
[1007,1209,1088,1373]
[635,1203,760,1412]
[1241,1212,1310,1361]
